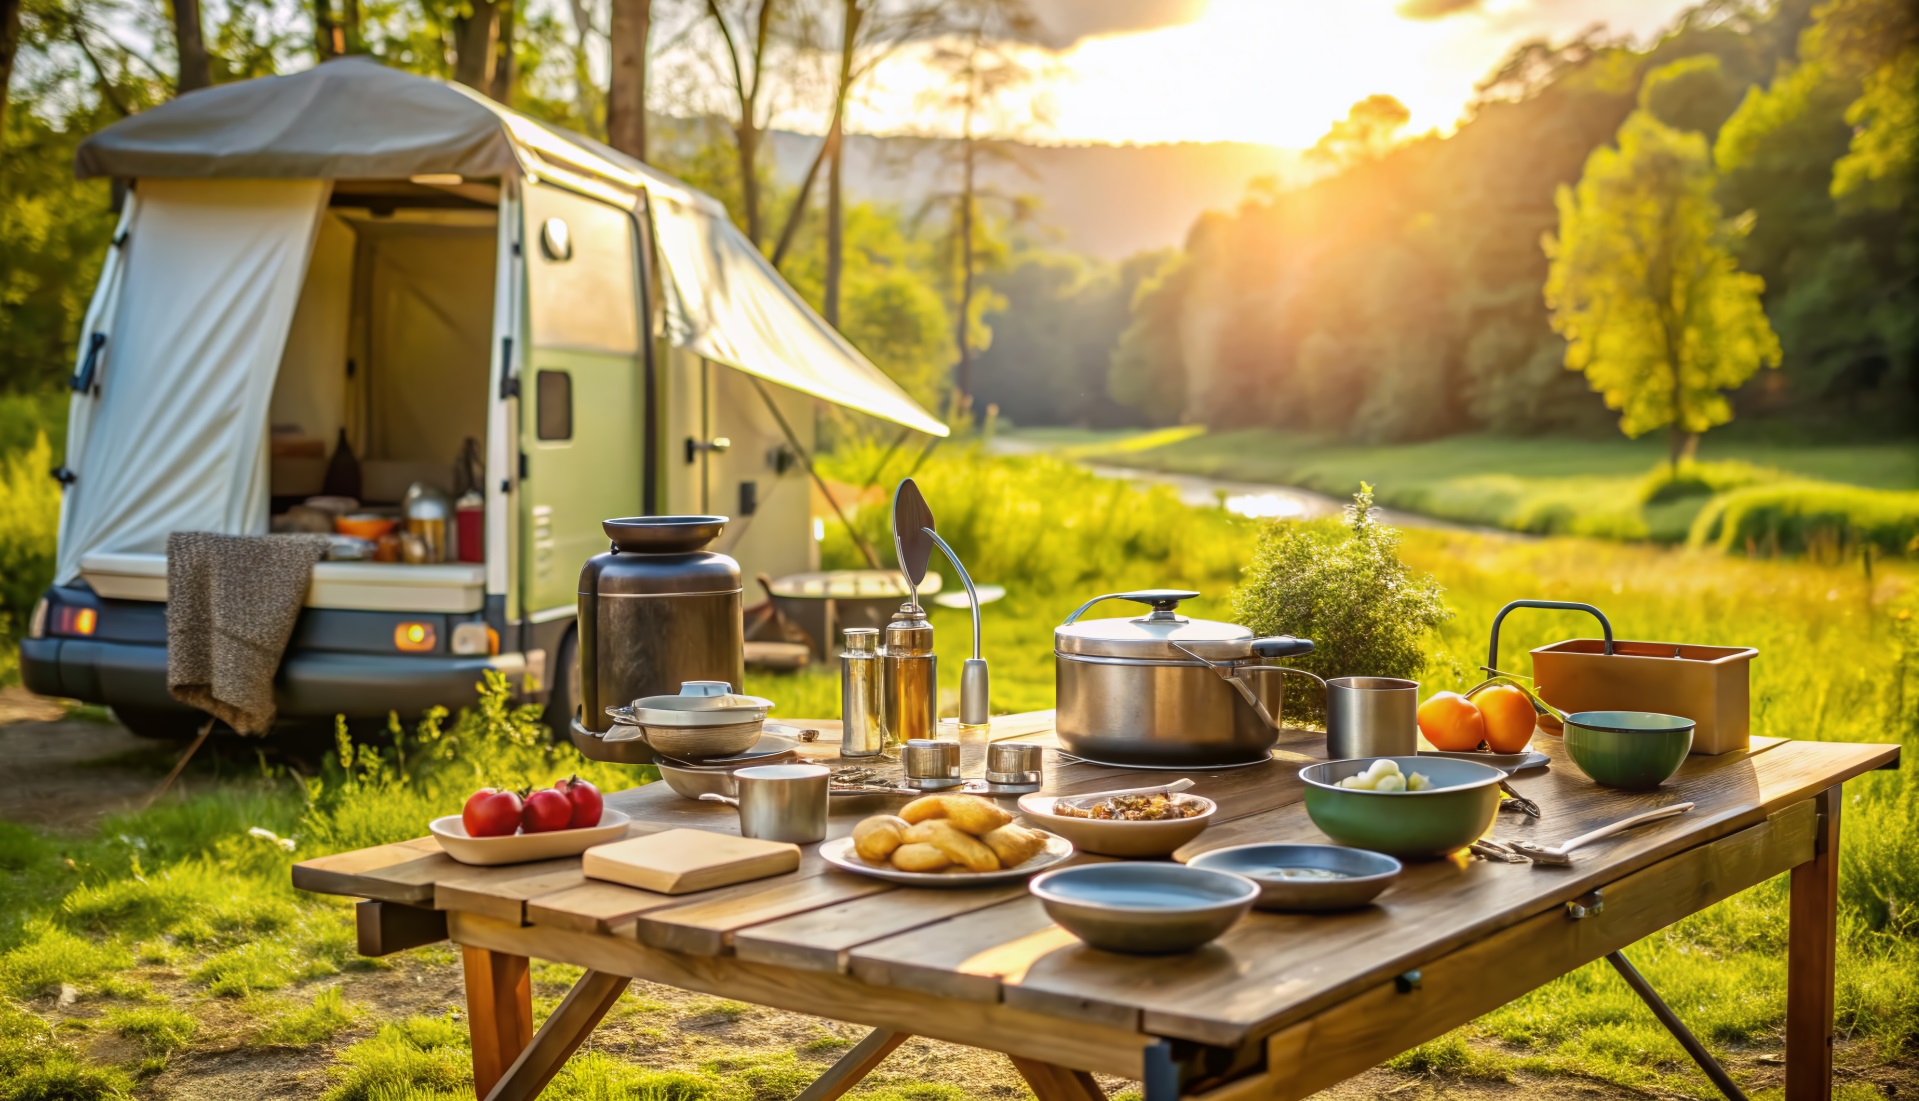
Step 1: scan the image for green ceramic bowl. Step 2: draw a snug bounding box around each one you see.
[1563,711,1694,790]
[1298,757,1505,859]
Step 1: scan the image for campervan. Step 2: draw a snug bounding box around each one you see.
[19,58,945,737]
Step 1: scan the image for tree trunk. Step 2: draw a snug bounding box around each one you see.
[314,0,340,59]
[452,0,500,94]
[606,0,650,159]
[771,0,860,270]
[341,0,362,51]
[487,0,515,103]
[955,132,975,405]
[170,0,213,93]
[738,121,763,245]
[823,123,845,327]
[0,0,22,152]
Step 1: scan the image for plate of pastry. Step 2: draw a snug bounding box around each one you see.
[820,793,1074,887]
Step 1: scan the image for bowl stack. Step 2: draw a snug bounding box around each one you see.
[606,680,774,762]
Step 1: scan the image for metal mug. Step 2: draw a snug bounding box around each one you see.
[1324,677,1420,759]
[731,763,829,843]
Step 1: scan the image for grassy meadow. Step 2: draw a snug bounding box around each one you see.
[0,443,1914,1099]
[1012,426,1919,552]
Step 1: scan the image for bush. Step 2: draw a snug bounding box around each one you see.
[1637,460,1777,505]
[0,434,60,632]
[1232,485,1450,718]
[1688,481,1919,557]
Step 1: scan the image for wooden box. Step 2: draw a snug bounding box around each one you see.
[1531,639,1757,755]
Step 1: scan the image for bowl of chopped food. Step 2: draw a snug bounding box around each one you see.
[1298,757,1504,859]
[1186,843,1402,911]
[1017,788,1215,857]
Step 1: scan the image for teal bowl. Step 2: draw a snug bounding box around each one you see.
[1298,757,1505,860]
[1563,711,1693,790]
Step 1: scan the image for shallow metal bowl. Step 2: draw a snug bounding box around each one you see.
[1187,843,1402,911]
[1029,863,1258,954]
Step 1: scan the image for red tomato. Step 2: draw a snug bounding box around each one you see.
[463,789,523,838]
[522,789,574,833]
[556,775,603,829]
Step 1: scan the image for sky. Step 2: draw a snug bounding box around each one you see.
[837,0,1704,150]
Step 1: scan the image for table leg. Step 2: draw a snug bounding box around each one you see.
[485,970,630,1101]
[462,946,533,1100]
[795,1028,909,1101]
[1788,783,1841,1101]
[1010,1056,1109,1101]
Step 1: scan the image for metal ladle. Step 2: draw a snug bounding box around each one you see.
[892,478,989,726]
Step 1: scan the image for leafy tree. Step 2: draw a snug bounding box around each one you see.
[1545,103,1781,467]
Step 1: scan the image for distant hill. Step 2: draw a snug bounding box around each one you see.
[765,130,1305,261]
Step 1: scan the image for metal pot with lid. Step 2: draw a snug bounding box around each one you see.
[1054,589,1321,767]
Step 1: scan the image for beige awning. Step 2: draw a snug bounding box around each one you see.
[74,58,948,438]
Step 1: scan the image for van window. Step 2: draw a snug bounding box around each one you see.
[524,185,639,354]
[536,370,572,440]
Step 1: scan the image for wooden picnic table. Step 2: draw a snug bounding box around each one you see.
[293,712,1897,1101]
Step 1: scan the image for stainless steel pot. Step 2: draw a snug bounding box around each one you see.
[1054,589,1320,767]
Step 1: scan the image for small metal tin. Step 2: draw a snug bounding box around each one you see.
[983,741,1044,793]
[901,738,961,790]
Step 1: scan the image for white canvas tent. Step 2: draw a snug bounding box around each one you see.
[59,57,945,598]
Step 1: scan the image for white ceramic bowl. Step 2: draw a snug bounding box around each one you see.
[1017,792,1215,857]
[429,809,631,866]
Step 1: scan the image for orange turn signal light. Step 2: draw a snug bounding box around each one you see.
[394,622,437,652]
[56,606,98,636]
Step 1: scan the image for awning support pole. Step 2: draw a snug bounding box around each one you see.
[748,376,885,572]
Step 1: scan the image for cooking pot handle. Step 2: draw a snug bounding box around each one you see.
[1249,636,1314,659]
[1061,589,1201,625]
[1487,600,1614,673]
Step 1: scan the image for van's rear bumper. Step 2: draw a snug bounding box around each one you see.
[22,635,526,719]
[20,586,529,720]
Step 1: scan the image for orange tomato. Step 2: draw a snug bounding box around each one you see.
[1474,684,1537,753]
[1417,691,1485,751]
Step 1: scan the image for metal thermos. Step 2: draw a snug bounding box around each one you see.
[882,602,936,746]
[577,517,744,734]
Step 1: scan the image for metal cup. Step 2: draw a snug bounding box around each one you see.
[1325,677,1420,759]
[732,764,829,843]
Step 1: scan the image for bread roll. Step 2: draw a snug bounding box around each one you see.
[979,824,1044,868]
[899,794,1014,835]
[853,815,909,862]
[889,843,952,873]
[903,819,1000,873]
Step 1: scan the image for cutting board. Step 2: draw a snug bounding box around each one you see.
[581,829,801,894]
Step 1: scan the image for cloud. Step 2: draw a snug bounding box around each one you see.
[1397,0,1485,19]
[1024,0,1211,48]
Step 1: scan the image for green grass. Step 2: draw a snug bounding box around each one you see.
[1009,426,1919,549]
[0,443,1914,1098]
[104,1005,196,1056]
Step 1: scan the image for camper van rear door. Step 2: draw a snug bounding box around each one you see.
[519,183,648,618]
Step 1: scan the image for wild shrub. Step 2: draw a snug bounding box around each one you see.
[1637,459,1777,504]
[1689,481,1919,557]
[0,434,60,634]
[1233,485,1450,716]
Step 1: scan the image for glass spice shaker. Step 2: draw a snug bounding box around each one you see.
[840,628,885,757]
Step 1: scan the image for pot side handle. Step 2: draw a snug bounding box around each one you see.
[1487,600,1615,674]
[1250,635,1314,659]
[1061,589,1201,625]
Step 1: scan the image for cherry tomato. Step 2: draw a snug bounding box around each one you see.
[556,775,603,829]
[521,788,574,833]
[463,788,523,838]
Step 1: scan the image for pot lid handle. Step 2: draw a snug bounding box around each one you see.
[1061,589,1201,625]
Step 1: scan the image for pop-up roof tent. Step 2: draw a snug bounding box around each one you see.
[59,57,945,619]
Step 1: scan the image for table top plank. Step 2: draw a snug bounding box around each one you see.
[733,882,1031,973]
[291,836,451,904]
[633,871,894,955]
[847,895,1085,1006]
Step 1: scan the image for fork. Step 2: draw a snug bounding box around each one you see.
[1504,803,1695,866]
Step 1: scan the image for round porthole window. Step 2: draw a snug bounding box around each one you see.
[539,217,573,261]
